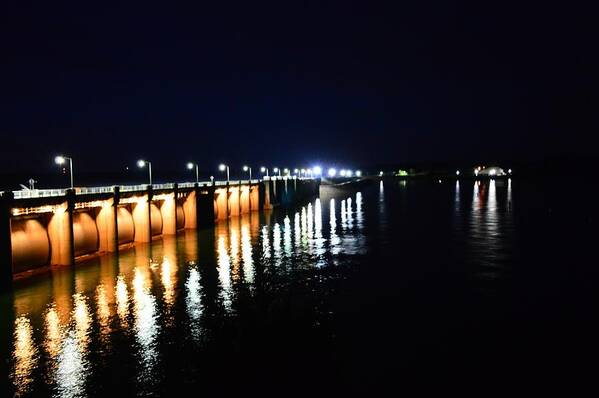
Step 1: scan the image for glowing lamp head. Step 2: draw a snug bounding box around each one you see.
[137,160,146,168]
[273,167,279,172]
[219,164,226,171]
[260,166,266,172]
[283,168,289,174]
[356,170,362,177]
[243,165,249,171]
[347,170,353,177]
[508,168,512,174]
[456,170,460,176]
[54,155,66,165]
[340,169,347,177]
[328,168,337,177]
[301,168,306,173]
[294,168,299,174]
[379,171,384,176]
[187,162,194,170]
[312,166,322,175]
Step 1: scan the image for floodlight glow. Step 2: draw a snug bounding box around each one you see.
[243,165,249,171]
[283,168,289,174]
[456,170,460,176]
[55,156,66,165]
[273,167,279,172]
[328,168,337,177]
[294,168,299,174]
[187,162,194,170]
[260,166,266,172]
[356,170,362,177]
[312,166,322,175]
[508,169,512,174]
[379,171,384,176]
[219,164,226,171]
[137,160,146,168]
[346,170,353,177]
[340,170,347,177]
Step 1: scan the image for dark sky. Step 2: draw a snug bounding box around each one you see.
[1,1,597,174]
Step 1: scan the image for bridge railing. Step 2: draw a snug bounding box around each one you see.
[8,177,315,199]
[77,186,115,195]
[12,189,67,199]
[119,184,147,193]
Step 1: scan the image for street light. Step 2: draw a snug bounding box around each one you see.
[273,167,281,177]
[260,166,269,177]
[283,168,289,176]
[379,171,384,177]
[328,168,337,177]
[312,166,322,176]
[54,155,74,189]
[243,165,252,180]
[137,159,152,185]
[356,170,362,177]
[187,162,199,183]
[219,163,230,183]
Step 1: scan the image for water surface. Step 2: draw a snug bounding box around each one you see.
[3,179,598,395]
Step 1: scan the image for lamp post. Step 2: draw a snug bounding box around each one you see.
[137,159,152,185]
[187,162,199,183]
[273,167,281,178]
[54,155,74,189]
[260,166,269,178]
[243,165,252,180]
[219,164,229,183]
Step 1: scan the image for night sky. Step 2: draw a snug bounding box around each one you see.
[1,1,596,175]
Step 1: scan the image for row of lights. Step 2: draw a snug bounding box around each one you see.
[54,155,324,187]
[326,168,362,178]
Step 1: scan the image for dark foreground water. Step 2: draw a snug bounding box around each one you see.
[2,178,599,396]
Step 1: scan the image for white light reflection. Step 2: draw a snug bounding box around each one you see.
[185,267,203,341]
[313,199,325,265]
[241,224,254,284]
[507,178,512,211]
[115,275,130,328]
[283,216,292,257]
[132,267,159,381]
[329,198,341,254]
[355,192,363,230]
[55,330,86,398]
[261,226,271,259]
[346,197,354,230]
[340,200,347,229]
[294,212,301,248]
[217,236,233,311]
[307,203,314,241]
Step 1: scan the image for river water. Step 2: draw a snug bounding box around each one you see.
[2,178,598,396]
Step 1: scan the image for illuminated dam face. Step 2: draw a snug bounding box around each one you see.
[0,179,319,284]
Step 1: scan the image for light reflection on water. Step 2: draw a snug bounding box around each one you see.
[5,182,516,395]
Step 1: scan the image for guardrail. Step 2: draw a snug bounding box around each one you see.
[8,177,315,200]
[13,189,67,199]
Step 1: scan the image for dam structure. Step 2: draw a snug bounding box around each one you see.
[0,177,320,289]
